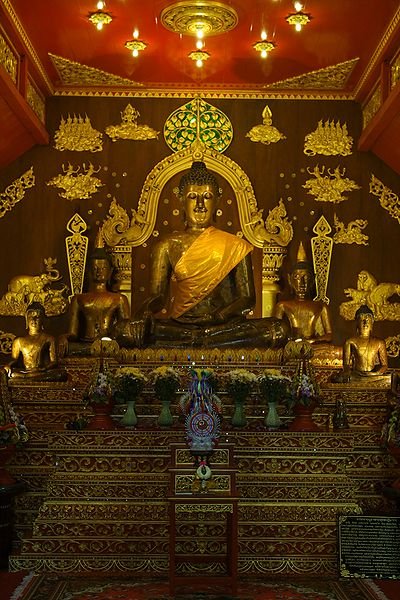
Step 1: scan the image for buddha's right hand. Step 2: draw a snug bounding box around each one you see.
[130,313,153,348]
[58,334,69,358]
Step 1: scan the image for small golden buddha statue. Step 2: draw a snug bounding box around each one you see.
[332,305,388,383]
[6,302,67,381]
[60,247,130,355]
[274,242,333,344]
[130,160,289,348]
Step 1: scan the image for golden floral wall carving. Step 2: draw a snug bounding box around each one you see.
[0,167,35,218]
[304,120,353,156]
[65,214,88,297]
[49,53,142,87]
[267,59,359,90]
[27,79,45,124]
[362,86,382,129]
[246,105,286,145]
[99,198,148,247]
[54,115,103,152]
[391,53,400,90]
[247,199,293,247]
[0,30,17,83]
[369,174,400,224]
[333,214,369,245]
[47,163,103,200]
[312,215,333,305]
[339,270,400,321]
[105,104,159,141]
[303,166,360,203]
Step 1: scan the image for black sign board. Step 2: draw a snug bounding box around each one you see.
[338,515,400,579]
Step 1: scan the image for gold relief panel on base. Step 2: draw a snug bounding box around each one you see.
[238,481,357,502]
[236,456,347,476]
[175,474,231,494]
[176,562,226,575]
[175,447,229,466]
[38,501,168,521]
[9,556,168,574]
[33,522,168,538]
[22,538,169,555]
[175,540,227,555]
[58,455,169,473]
[47,480,168,501]
[239,523,335,539]
[232,432,354,450]
[238,504,361,522]
[239,539,336,556]
[237,557,337,576]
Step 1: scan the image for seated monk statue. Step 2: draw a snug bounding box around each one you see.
[274,242,333,344]
[130,160,289,348]
[60,247,130,355]
[5,302,67,381]
[332,305,388,383]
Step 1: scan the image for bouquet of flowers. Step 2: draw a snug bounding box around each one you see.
[0,370,28,446]
[381,403,400,447]
[114,367,147,403]
[288,362,320,409]
[258,369,291,403]
[150,366,181,402]
[225,369,257,401]
[86,368,115,405]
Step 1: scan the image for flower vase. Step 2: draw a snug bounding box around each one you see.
[288,401,320,432]
[0,445,17,486]
[87,399,115,430]
[231,396,248,428]
[158,398,173,427]
[121,399,138,427]
[265,401,281,430]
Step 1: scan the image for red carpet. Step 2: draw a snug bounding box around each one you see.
[2,574,395,600]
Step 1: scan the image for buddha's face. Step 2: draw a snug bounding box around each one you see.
[183,184,217,229]
[357,313,373,337]
[26,309,43,333]
[290,268,313,299]
[90,258,112,283]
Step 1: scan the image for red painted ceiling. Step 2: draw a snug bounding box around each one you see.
[9,0,400,92]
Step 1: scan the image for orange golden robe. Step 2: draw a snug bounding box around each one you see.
[169,226,253,319]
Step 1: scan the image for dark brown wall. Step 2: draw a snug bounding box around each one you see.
[0,95,399,360]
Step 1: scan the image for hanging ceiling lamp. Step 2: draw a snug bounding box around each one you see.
[88,0,113,30]
[253,30,276,59]
[286,1,312,32]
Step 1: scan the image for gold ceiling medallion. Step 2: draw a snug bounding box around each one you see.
[369,174,400,224]
[266,58,359,90]
[333,214,369,246]
[160,1,238,37]
[304,120,353,156]
[47,163,104,201]
[105,104,159,142]
[246,105,286,145]
[164,97,233,153]
[340,271,400,321]
[49,53,142,87]
[54,115,103,152]
[65,214,89,298]
[0,167,35,219]
[99,198,149,247]
[311,215,333,304]
[303,166,360,204]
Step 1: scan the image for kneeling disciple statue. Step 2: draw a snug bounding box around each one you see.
[5,302,67,381]
[130,160,289,348]
[332,305,389,383]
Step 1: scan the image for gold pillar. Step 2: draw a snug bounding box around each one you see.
[262,243,287,317]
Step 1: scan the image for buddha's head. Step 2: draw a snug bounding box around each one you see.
[289,242,314,300]
[178,161,221,229]
[88,248,113,284]
[26,302,45,332]
[355,305,374,337]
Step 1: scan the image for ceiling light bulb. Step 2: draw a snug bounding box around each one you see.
[261,49,268,58]
[196,59,203,67]
[132,49,139,57]
[196,39,204,49]
[97,0,105,9]
[196,28,204,39]
[294,1,303,10]
[133,28,139,39]
[295,22,302,31]
[96,21,103,31]
[261,30,267,41]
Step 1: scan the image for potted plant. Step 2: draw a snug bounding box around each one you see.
[85,364,116,430]
[114,366,147,427]
[258,369,290,429]
[287,359,321,432]
[225,368,257,427]
[150,365,181,427]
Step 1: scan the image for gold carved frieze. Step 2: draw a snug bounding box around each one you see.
[303,166,360,203]
[369,174,400,224]
[237,456,346,476]
[0,331,15,354]
[266,58,358,90]
[232,431,354,451]
[49,53,142,88]
[54,115,103,152]
[240,522,334,539]
[65,214,88,297]
[246,105,286,145]
[391,53,400,90]
[239,503,360,522]
[238,557,337,576]
[38,501,168,521]
[362,86,382,129]
[239,539,335,556]
[247,199,293,247]
[58,455,169,473]
[27,79,45,124]
[164,97,233,153]
[238,480,355,501]
[105,104,159,141]
[333,214,369,245]
[47,163,103,200]
[0,167,35,219]
[177,562,226,575]
[0,30,17,83]
[385,334,400,358]
[304,120,353,156]
[339,270,400,321]
[47,479,167,500]
[10,556,168,574]
[34,521,167,538]
[175,474,230,494]
[99,198,148,247]
[176,504,233,514]
[119,347,283,365]
[311,215,333,304]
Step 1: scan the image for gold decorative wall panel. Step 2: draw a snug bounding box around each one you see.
[369,174,400,224]
[0,167,35,218]
[0,30,17,83]
[266,59,358,90]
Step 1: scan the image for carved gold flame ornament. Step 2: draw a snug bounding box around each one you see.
[340,270,400,321]
[304,120,353,156]
[65,214,89,298]
[311,216,333,304]
[303,166,360,204]
[333,214,368,246]
[246,105,286,145]
[0,331,15,355]
[369,174,400,224]
[54,115,103,152]
[47,163,104,201]
[164,96,233,153]
[0,167,35,219]
[105,104,159,142]
[99,198,148,247]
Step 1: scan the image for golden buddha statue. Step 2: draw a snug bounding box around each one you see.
[274,242,333,344]
[130,161,288,348]
[60,248,130,355]
[332,305,388,383]
[5,302,67,381]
